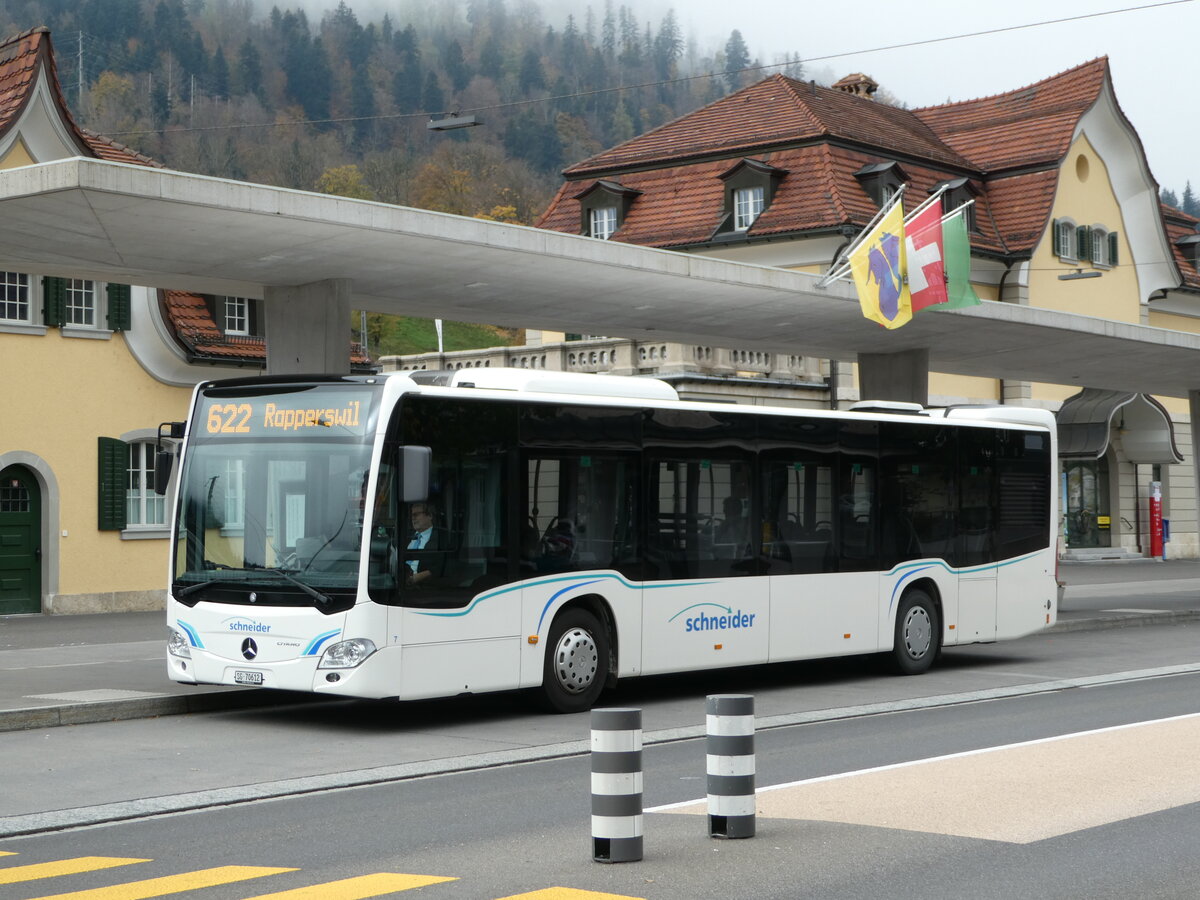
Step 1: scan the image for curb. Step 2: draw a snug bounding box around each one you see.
[0,688,318,734]
[2,612,1197,734]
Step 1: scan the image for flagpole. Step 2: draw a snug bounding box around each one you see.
[901,185,948,226]
[818,185,906,286]
[937,198,975,226]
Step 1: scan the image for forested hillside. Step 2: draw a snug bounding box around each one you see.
[0,1,803,354]
[1,0,798,224]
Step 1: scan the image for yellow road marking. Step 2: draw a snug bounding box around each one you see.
[496,890,646,900]
[0,851,17,856]
[27,865,296,899]
[241,872,457,899]
[0,858,149,885]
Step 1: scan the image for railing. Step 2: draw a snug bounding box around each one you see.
[379,337,821,382]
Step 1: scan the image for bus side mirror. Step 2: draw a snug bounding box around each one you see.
[154,421,185,496]
[401,445,431,503]
[154,449,175,495]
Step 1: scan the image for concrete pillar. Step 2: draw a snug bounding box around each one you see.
[857,349,929,405]
[264,279,353,375]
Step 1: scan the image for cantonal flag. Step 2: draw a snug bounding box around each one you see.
[905,202,948,311]
[943,211,981,309]
[849,200,912,329]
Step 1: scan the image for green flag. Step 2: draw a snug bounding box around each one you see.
[942,212,980,308]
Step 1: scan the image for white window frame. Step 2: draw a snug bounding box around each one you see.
[1090,225,1110,268]
[65,279,96,326]
[224,296,250,335]
[119,429,173,540]
[0,271,43,335]
[733,186,765,231]
[590,206,618,240]
[1056,217,1078,262]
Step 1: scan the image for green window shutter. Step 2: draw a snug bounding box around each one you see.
[43,276,67,326]
[98,437,128,531]
[1051,218,1061,257]
[1076,225,1091,262]
[1109,231,1119,265]
[106,283,132,331]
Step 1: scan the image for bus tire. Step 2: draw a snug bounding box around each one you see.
[541,608,610,713]
[890,588,939,675]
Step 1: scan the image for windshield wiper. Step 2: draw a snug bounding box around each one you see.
[176,579,219,599]
[175,562,242,598]
[245,563,333,607]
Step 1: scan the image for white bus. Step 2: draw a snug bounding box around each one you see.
[165,368,1058,713]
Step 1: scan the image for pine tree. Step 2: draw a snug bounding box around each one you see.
[1161,187,1180,209]
[1183,181,1199,217]
[422,71,445,114]
[724,30,750,91]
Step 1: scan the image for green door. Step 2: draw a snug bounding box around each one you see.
[0,465,41,615]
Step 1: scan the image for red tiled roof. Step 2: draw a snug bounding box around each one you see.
[1162,204,1200,292]
[162,291,372,367]
[0,26,160,167]
[540,60,1121,259]
[541,145,1006,253]
[913,58,1109,172]
[565,73,975,176]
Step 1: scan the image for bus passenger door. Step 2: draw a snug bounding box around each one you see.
[956,428,997,643]
[641,456,768,675]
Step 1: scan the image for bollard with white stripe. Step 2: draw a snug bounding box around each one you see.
[707,693,756,839]
[590,707,643,863]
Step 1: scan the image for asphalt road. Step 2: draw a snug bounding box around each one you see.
[3,674,1200,899]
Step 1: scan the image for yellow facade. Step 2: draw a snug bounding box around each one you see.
[2,327,192,603]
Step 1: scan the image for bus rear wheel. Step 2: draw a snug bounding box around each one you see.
[541,608,610,713]
[890,588,939,675]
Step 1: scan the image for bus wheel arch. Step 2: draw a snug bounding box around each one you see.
[889,581,941,675]
[540,597,614,713]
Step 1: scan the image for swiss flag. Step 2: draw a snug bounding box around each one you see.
[905,203,948,311]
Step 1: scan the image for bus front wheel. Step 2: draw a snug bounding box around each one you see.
[541,608,610,713]
[890,588,939,675]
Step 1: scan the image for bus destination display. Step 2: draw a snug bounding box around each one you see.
[198,390,372,437]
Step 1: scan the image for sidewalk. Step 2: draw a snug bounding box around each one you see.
[1,559,1197,733]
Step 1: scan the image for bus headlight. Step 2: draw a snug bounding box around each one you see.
[318,638,377,669]
[167,628,192,659]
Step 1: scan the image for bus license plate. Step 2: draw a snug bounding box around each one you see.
[234,670,264,685]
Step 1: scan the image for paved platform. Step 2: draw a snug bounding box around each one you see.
[1,559,1197,732]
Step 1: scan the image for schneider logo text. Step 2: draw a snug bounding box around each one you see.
[684,610,756,632]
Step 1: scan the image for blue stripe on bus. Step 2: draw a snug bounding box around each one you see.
[414,572,713,622]
[886,551,1047,613]
[178,620,203,649]
[303,629,342,656]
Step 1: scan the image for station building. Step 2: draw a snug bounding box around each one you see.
[0,27,365,614]
[389,61,1200,561]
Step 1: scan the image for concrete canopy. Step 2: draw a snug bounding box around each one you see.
[2,157,1199,397]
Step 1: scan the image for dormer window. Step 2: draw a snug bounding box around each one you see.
[590,206,618,240]
[733,186,765,231]
[1175,233,1200,270]
[225,296,250,335]
[934,177,980,233]
[855,160,908,209]
[714,158,786,240]
[204,295,263,337]
[574,180,642,241]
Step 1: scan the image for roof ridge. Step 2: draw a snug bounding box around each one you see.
[0,25,50,48]
[78,127,164,168]
[914,56,1108,114]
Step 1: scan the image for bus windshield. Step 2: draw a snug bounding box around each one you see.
[171,383,381,611]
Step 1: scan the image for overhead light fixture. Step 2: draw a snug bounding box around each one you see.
[1058,268,1101,281]
[427,113,480,131]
